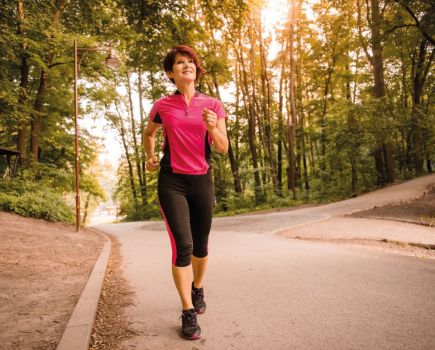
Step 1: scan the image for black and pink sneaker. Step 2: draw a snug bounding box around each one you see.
[192,283,206,314]
[181,308,201,340]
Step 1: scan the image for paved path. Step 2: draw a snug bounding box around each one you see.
[97,174,435,349]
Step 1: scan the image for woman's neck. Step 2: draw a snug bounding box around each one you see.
[176,82,196,100]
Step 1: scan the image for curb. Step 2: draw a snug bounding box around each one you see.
[272,215,435,250]
[56,232,112,350]
[285,235,435,250]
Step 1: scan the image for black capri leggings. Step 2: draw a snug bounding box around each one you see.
[158,170,214,267]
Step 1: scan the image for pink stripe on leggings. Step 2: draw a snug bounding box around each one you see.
[159,205,177,265]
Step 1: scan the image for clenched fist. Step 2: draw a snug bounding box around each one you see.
[146,155,159,172]
[203,108,217,131]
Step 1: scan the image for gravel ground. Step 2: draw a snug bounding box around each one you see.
[89,235,137,350]
[0,212,105,350]
[279,187,435,260]
[348,186,434,226]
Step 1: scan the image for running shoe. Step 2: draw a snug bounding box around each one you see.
[192,283,206,314]
[180,308,201,340]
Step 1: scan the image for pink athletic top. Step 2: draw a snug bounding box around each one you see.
[149,90,226,175]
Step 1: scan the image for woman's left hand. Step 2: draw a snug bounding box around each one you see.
[203,108,218,131]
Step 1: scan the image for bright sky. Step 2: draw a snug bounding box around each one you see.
[262,0,289,58]
[82,0,317,172]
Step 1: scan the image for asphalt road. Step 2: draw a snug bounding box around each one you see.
[97,175,435,350]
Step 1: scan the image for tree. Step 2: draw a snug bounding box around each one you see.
[357,0,395,184]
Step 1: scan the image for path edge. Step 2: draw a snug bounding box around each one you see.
[56,231,112,350]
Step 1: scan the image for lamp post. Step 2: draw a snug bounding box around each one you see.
[73,39,120,231]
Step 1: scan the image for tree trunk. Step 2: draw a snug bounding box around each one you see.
[399,54,408,174]
[411,39,434,175]
[258,16,278,194]
[16,0,29,163]
[228,140,242,193]
[115,103,139,212]
[371,0,395,183]
[233,38,263,203]
[137,70,148,204]
[277,41,287,196]
[350,155,357,193]
[423,90,432,173]
[210,77,230,207]
[374,148,385,184]
[247,20,267,192]
[223,66,242,194]
[230,61,242,194]
[30,0,67,162]
[357,0,394,184]
[31,69,48,161]
[82,193,91,226]
[287,1,297,199]
[126,71,146,207]
[235,61,241,164]
[347,66,358,193]
[320,65,334,168]
[305,88,316,178]
[296,1,309,192]
[213,155,229,211]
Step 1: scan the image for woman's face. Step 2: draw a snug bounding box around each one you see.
[166,53,197,84]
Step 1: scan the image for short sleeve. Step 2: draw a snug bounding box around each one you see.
[149,101,162,124]
[213,100,226,120]
[208,99,227,145]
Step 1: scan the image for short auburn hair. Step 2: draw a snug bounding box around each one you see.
[163,45,206,84]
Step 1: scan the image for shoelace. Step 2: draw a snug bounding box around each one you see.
[182,311,198,327]
[193,287,204,299]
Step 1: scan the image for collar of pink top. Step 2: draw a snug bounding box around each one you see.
[174,90,201,97]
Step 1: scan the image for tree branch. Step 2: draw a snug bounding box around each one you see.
[384,23,418,36]
[47,62,68,68]
[357,0,373,65]
[365,0,372,28]
[393,0,435,46]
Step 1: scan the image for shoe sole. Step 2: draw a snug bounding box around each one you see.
[182,333,201,340]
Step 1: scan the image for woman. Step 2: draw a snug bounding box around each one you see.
[143,45,228,340]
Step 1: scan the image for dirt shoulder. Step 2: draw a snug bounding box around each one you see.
[279,186,435,260]
[348,186,435,226]
[90,234,137,350]
[0,211,105,350]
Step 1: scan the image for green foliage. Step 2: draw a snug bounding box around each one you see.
[81,174,107,200]
[1,0,433,224]
[0,178,74,223]
[215,192,304,217]
[19,163,74,191]
[127,204,161,221]
[0,161,106,224]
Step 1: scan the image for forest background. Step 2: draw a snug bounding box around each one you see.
[0,0,433,224]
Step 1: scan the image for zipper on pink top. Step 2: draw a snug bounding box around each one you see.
[179,91,198,118]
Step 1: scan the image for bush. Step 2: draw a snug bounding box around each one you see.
[125,204,161,221]
[213,192,305,217]
[0,179,75,223]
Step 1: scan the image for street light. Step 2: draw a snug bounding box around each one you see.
[73,39,120,231]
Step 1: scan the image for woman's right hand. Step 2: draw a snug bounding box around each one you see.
[146,155,159,172]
